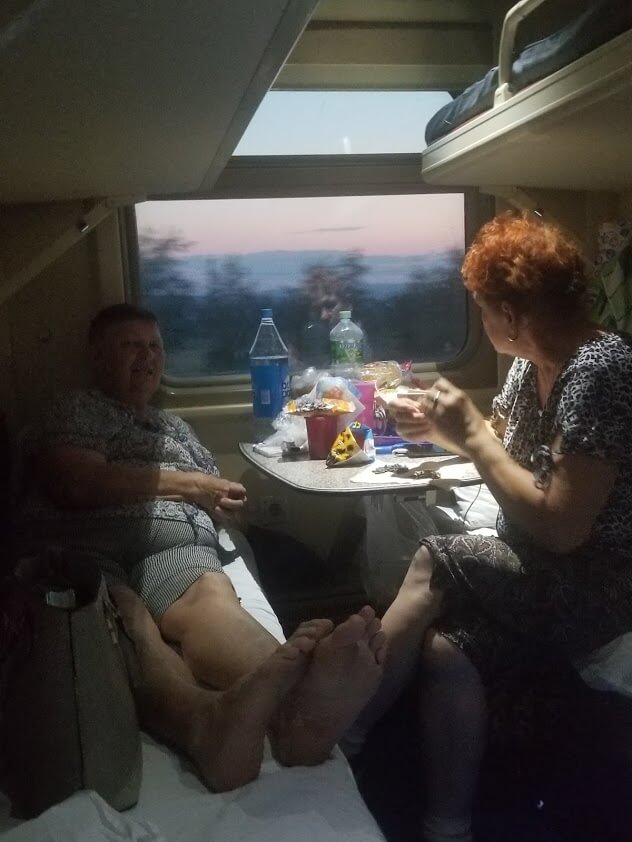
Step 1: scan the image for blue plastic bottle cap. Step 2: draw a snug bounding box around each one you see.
[261,308,273,319]
[339,310,351,319]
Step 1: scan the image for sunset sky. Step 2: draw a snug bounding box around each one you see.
[136,91,463,257]
[136,193,464,256]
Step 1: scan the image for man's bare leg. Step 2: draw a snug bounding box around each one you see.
[159,571,287,688]
[156,573,391,768]
[111,585,332,791]
[272,606,387,766]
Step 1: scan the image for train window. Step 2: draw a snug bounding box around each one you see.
[134,192,465,379]
[233,90,453,155]
[132,90,468,382]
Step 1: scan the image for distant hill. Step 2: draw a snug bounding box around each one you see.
[170,248,459,293]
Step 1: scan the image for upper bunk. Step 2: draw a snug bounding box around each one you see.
[421,0,632,191]
[0,0,317,203]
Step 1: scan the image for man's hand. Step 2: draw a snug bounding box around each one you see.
[37,445,249,516]
[190,474,247,516]
[213,479,248,516]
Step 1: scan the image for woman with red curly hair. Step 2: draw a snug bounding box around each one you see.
[362,213,632,842]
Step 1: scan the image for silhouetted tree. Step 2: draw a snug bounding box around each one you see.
[138,228,198,372]
[200,256,262,373]
[137,232,467,377]
[398,248,466,360]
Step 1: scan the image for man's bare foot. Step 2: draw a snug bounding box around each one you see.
[271,606,387,767]
[188,618,333,791]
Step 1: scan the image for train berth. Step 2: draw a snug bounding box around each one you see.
[421,0,632,191]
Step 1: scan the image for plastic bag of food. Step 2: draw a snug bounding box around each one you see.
[326,421,375,468]
[357,361,402,390]
[286,376,362,429]
[291,367,328,396]
[252,411,307,457]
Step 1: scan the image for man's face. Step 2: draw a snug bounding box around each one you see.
[92,319,164,411]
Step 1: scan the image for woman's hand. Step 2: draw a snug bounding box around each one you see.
[392,377,487,456]
[389,398,432,443]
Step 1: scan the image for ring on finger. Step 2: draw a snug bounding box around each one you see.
[432,389,441,409]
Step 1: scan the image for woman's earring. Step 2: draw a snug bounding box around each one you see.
[507,335,516,342]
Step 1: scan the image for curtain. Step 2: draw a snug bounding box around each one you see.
[591,220,632,332]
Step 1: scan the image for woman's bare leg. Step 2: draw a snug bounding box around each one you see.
[111,585,330,790]
[343,545,443,754]
[379,546,443,702]
[419,630,486,842]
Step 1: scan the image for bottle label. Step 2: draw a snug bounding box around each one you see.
[331,339,362,364]
[251,361,290,418]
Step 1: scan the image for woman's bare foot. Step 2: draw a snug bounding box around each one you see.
[271,606,387,767]
[188,619,334,791]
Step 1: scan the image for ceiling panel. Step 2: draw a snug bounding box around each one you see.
[0,0,316,201]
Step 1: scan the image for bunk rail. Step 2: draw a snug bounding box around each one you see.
[494,0,548,105]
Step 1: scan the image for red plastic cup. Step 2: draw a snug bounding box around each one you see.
[305,414,339,460]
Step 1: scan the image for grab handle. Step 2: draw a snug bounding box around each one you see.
[495,0,549,104]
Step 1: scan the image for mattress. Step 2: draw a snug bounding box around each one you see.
[0,735,386,841]
[0,530,386,841]
[425,0,632,145]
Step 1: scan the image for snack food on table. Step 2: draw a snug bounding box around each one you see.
[326,421,375,467]
[286,396,355,417]
[357,360,402,390]
[313,376,350,401]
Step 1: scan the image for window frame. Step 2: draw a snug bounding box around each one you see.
[126,153,495,409]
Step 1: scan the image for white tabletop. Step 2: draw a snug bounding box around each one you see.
[239,443,480,497]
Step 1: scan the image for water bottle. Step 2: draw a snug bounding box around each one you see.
[330,310,364,367]
[249,309,290,421]
[300,311,330,368]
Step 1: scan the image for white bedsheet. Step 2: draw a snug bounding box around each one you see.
[0,530,385,841]
[0,735,385,841]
